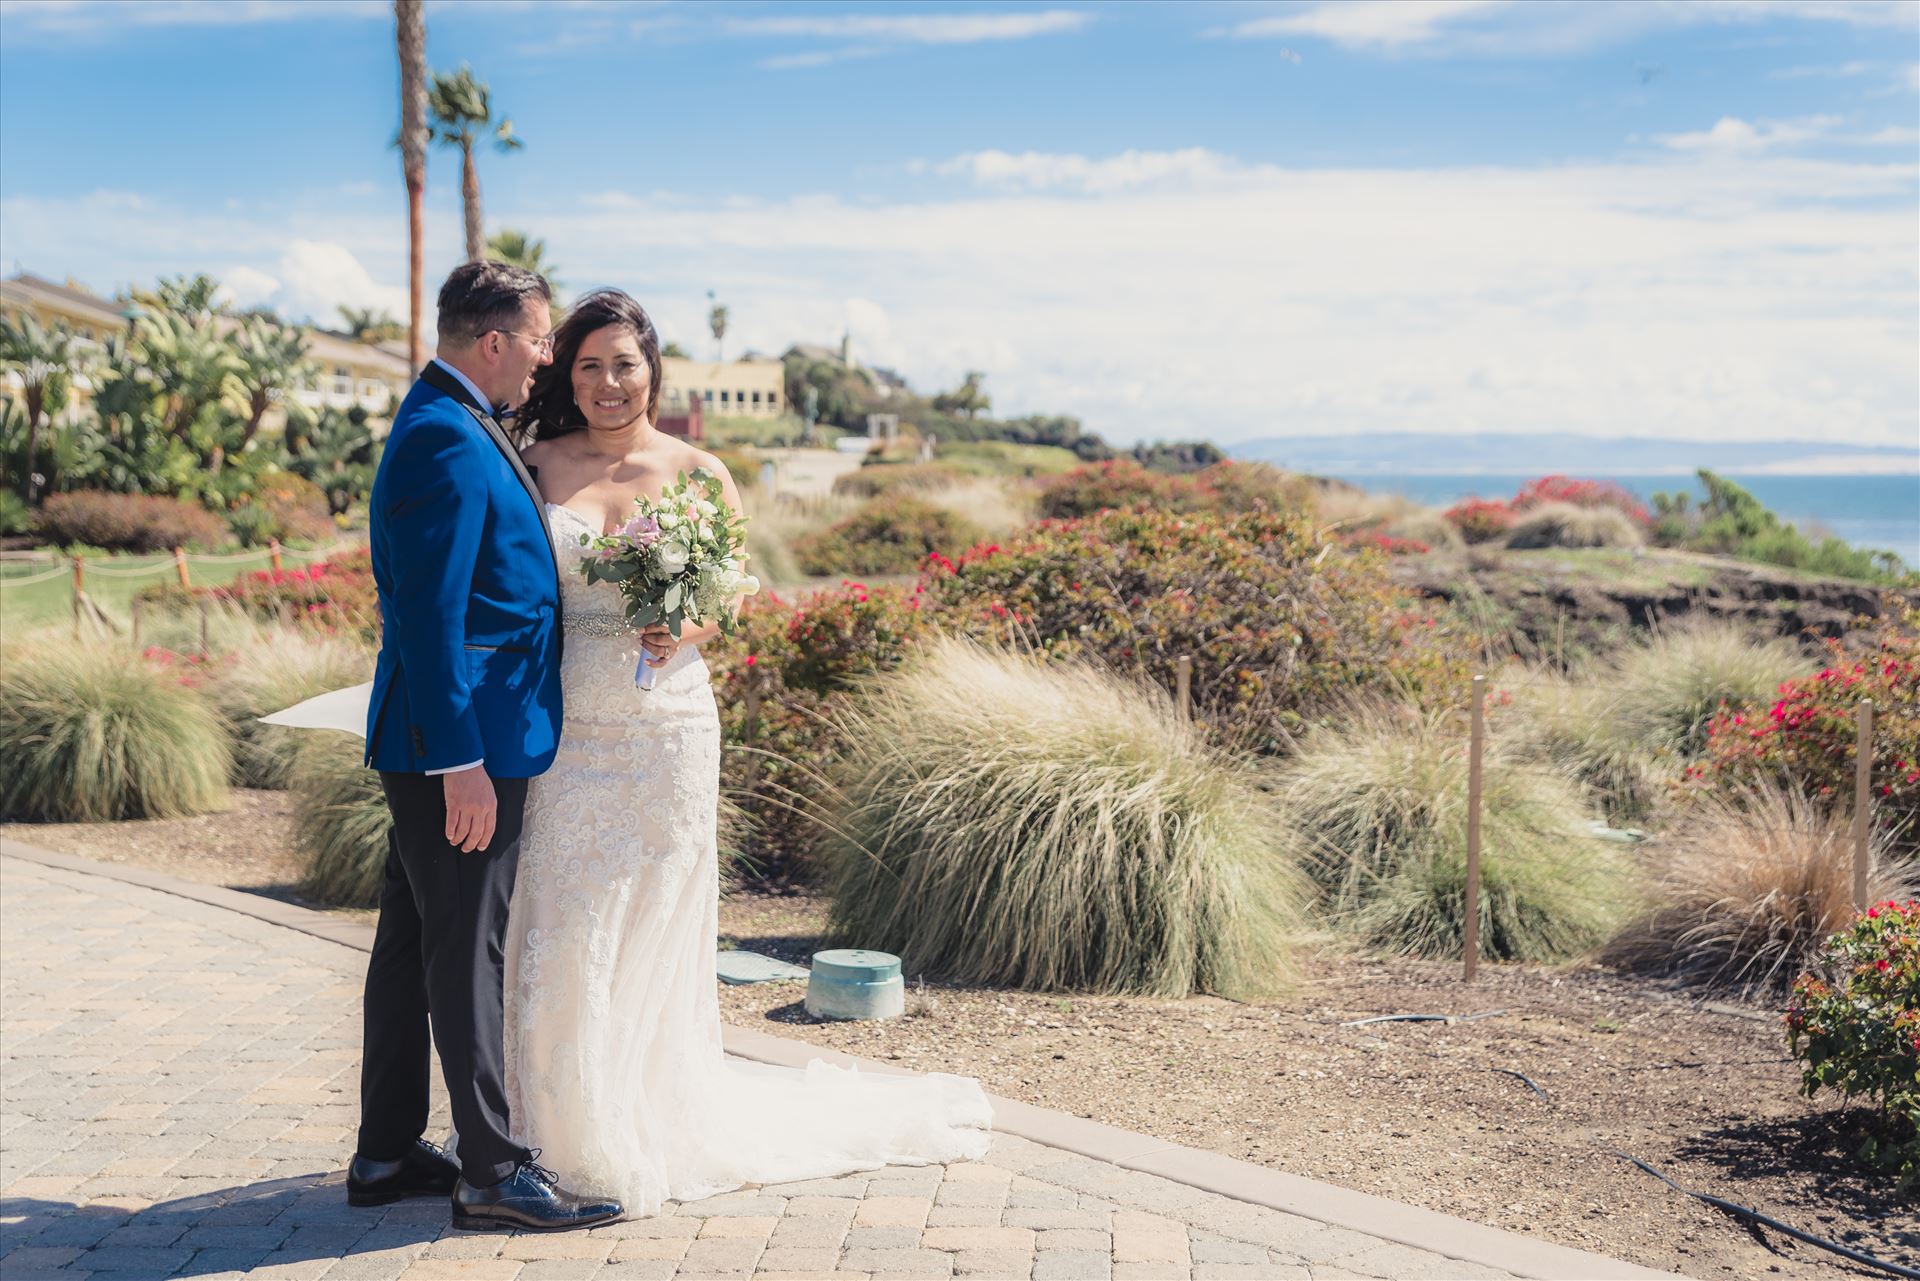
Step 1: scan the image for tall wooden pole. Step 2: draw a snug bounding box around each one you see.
[1464,675,1486,982]
[1174,655,1193,724]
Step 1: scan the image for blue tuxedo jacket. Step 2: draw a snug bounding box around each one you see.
[364,363,564,777]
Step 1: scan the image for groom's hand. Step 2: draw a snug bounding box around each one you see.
[443,765,498,853]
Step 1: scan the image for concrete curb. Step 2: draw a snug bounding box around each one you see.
[1,837,1683,1281]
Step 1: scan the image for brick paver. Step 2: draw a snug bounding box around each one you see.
[0,857,1524,1280]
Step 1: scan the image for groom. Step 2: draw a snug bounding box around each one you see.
[349,261,621,1231]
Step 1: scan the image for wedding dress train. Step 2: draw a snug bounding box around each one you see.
[501,503,991,1214]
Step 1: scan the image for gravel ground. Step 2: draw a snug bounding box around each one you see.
[715,892,1917,1281]
[8,804,1910,1280]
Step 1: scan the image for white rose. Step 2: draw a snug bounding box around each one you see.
[653,543,690,578]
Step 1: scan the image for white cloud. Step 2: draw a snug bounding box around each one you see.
[934,148,1251,194]
[1769,59,1877,79]
[1219,0,1916,57]
[1222,1,1508,49]
[1654,114,1842,152]
[6,152,1916,451]
[724,10,1092,44]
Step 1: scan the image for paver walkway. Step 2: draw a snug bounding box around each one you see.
[0,854,1665,1281]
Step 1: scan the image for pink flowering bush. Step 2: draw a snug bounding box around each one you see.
[1787,899,1920,1188]
[1443,497,1516,544]
[1511,475,1650,525]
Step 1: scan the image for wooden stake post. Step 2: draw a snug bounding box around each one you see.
[1854,700,1874,911]
[1174,655,1193,723]
[70,557,84,635]
[173,547,191,588]
[1464,675,1486,982]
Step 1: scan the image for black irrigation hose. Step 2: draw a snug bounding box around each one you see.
[1339,1009,1508,1027]
[1613,1151,1920,1281]
[1492,1067,1548,1099]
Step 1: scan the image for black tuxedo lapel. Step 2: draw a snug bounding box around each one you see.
[416,362,561,587]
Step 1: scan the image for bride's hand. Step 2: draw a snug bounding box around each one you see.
[637,623,679,667]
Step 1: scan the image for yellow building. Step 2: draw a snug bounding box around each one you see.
[0,271,411,426]
[660,356,785,418]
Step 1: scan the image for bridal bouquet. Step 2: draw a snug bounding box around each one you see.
[576,467,759,689]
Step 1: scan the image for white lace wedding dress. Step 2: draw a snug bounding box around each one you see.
[501,503,991,1214]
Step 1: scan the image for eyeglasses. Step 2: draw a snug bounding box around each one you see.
[488,328,554,356]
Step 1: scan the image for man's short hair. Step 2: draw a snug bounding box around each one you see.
[436,260,552,346]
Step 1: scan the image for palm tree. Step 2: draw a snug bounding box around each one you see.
[429,65,523,262]
[395,0,428,373]
[707,290,728,362]
[0,312,85,504]
[338,305,405,344]
[132,308,243,441]
[486,228,560,291]
[220,315,314,471]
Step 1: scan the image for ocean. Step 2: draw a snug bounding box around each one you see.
[1333,473,1920,567]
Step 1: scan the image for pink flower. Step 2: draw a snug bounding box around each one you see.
[618,514,660,545]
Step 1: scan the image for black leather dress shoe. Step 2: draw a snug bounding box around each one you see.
[451,1158,623,1232]
[346,1138,461,1207]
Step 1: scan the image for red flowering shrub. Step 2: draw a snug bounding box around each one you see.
[1443,497,1516,544]
[1787,899,1920,1188]
[1189,461,1316,514]
[142,547,380,642]
[1341,532,1430,556]
[917,507,1468,753]
[704,584,933,880]
[1688,608,1920,848]
[791,494,983,577]
[34,491,228,552]
[1511,475,1650,525]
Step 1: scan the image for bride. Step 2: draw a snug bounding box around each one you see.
[505,288,989,1214]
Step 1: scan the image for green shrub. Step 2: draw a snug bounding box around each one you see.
[223,470,334,547]
[289,733,391,907]
[1385,508,1465,552]
[832,462,970,498]
[0,642,231,821]
[1034,459,1191,520]
[1504,502,1646,550]
[823,640,1305,996]
[792,494,983,577]
[1653,470,1913,585]
[708,446,760,490]
[0,488,29,535]
[1607,784,1913,996]
[206,629,373,788]
[1274,702,1628,961]
[33,490,229,552]
[1787,898,1920,1189]
[1191,460,1316,514]
[938,441,1081,477]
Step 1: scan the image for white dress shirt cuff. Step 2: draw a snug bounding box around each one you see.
[426,760,485,776]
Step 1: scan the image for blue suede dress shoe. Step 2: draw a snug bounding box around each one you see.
[451,1157,623,1232]
[347,1138,460,1207]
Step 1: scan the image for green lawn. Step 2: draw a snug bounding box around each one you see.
[2,549,294,634]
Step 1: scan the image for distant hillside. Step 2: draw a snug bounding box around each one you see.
[1231,433,1917,477]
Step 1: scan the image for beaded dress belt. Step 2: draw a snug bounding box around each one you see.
[564,612,630,638]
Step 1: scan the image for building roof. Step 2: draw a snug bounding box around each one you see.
[1,272,129,327]
[305,327,411,377]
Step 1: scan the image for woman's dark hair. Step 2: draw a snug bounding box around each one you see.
[518,288,663,443]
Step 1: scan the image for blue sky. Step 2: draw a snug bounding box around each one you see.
[2,0,1917,451]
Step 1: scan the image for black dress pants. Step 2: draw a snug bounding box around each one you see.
[357,770,530,1186]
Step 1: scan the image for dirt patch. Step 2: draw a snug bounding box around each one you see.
[716,892,1915,1281]
[10,804,1910,1278]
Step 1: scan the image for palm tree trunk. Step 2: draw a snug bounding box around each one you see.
[394,0,428,374]
[462,142,483,261]
[22,387,42,505]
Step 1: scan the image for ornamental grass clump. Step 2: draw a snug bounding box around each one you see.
[1497,674,1663,824]
[1606,784,1914,997]
[1504,502,1646,550]
[207,627,373,788]
[0,642,230,821]
[1274,701,1627,961]
[289,733,391,907]
[822,639,1306,997]
[1608,621,1807,757]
